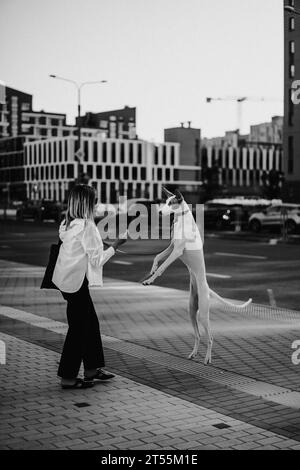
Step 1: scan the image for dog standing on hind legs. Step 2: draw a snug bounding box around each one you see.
[142,188,252,365]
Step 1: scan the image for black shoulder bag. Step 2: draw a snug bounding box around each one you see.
[40,239,62,290]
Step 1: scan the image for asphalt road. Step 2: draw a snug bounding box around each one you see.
[0,219,300,310]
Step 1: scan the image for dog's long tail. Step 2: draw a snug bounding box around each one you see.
[209,288,252,309]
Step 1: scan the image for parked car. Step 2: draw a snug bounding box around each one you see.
[203,202,250,230]
[249,204,300,234]
[16,200,63,223]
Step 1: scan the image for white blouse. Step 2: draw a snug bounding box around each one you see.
[52,218,115,293]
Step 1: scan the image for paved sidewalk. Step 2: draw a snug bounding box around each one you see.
[1,258,300,450]
[2,332,300,450]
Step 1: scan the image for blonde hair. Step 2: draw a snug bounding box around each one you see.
[65,184,96,228]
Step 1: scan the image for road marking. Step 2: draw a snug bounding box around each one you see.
[206,273,232,279]
[113,260,133,266]
[215,252,267,260]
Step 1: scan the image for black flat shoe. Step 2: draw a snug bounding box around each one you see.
[86,369,115,381]
[61,378,94,389]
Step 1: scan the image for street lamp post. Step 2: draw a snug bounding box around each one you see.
[49,75,107,183]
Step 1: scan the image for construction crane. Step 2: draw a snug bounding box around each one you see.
[206,96,282,134]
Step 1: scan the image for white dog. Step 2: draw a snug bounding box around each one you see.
[142,188,252,364]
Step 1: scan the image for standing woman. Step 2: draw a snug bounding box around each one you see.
[53,184,126,389]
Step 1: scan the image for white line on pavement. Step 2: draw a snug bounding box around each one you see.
[206,273,232,279]
[113,260,133,266]
[215,252,267,260]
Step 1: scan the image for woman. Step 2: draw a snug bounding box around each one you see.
[52,184,126,389]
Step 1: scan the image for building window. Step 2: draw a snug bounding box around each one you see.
[154,146,159,165]
[225,149,229,168]
[67,164,74,179]
[101,182,107,203]
[141,167,146,180]
[288,136,294,174]
[232,149,237,168]
[111,142,116,163]
[290,17,295,31]
[290,64,295,78]
[115,166,120,180]
[64,140,68,161]
[105,166,111,179]
[120,143,125,163]
[96,165,102,179]
[138,144,142,164]
[129,143,133,163]
[102,142,107,162]
[93,142,97,162]
[136,183,142,198]
[170,146,175,165]
[162,146,167,165]
[87,165,93,179]
[56,165,59,179]
[157,168,162,181]
[61,165,65,179]
[123,166,129,180]
[132,167,137,180]
[21,102,30,111]
[53,143,57,163]
[84,141,89,161]
[218,149,223,166]
[290,40,295,54]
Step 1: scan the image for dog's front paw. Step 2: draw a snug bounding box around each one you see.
[142,276,156,286]
[188,351,197,360]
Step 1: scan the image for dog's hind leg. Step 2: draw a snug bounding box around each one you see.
[188,276,201,360]
[198,285,213,365]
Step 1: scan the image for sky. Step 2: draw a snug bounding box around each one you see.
[0,0,284,142]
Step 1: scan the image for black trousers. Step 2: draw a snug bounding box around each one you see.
[58,277,105,379]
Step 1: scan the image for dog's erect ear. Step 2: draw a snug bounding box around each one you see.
[162,187,175,199]
[174,189,184,203]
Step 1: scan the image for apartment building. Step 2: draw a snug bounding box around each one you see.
[23,136,202,203]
